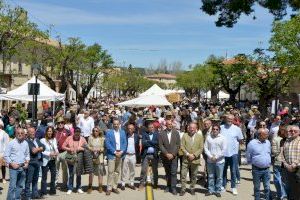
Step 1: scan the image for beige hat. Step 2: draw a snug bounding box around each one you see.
[56,117,65,123]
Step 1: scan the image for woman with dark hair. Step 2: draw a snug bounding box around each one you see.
[87,127,105,194]
[40,126,59,196]
[62,127,87,195]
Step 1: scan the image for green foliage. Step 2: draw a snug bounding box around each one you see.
[0,0,47,70]
[102,67,163,97]
[269,14,300,74]
[16,103,28,123]
[201,0,300,27]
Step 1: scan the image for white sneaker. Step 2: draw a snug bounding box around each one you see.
[67,190,72,195]
[38,177,42,183]
[77,189,84,194]
[236,180,240,184]
[2,179,6,184]
[231,188,238,195]
[220,186,225,193]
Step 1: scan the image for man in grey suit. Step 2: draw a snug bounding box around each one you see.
[159,120,181,195]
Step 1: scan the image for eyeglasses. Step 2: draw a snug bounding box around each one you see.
[288,130,298,132]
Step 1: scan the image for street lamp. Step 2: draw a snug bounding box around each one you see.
[30,64,41,124]
[273,66,280,115]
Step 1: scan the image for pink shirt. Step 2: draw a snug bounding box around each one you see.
[62,136,87,153]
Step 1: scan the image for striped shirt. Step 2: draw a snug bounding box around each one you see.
[282,136,300,166]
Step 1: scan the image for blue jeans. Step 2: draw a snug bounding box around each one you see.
[234,152,240,181]
[25,164,40,198]
[223,155,237,188]
[273,165,287,199]
[252,166,270,200]
[67,164,81,190]
[7,168,26,200]
[207,162,224,193]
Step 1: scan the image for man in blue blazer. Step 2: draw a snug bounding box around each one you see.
[139,122,159,190]
[105,118,127,195]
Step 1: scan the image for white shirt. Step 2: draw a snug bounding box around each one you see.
[220,124,243,157]
[167,131,172,143]
[0,129,9,156]
[126,134,135,154]
[270,123,280,137]
[114,130,121,151]
[204,133,227,164]
[78,116,95,137]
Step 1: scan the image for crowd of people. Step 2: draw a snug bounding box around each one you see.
[0,99,299,200]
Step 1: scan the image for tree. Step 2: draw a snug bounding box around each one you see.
[0,0,46,72]
[67,42,113,106]
[176,62,215,99]
[201,0,300,27]
[208,54,251,103]
[269,14,300,73]
[246,49,292,117]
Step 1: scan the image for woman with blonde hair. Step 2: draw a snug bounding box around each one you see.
[87,127,105,193]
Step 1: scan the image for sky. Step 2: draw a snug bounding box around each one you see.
[10,0,277,69]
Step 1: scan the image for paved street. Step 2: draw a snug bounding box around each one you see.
[0,163,275,200]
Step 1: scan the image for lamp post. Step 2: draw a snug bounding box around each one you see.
[31,64,41,124]
[274,66,280,115]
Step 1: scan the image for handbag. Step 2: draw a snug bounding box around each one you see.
[65,152,78,165]
[92,151,100,165]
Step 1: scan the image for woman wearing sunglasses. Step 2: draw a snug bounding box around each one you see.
[204,124,227,197]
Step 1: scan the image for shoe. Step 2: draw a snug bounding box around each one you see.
[112,188,120,194]
[38,177,42,183]
[171,189,177,195]
[164,187,170,193]
[236,180,240,184]
[190,189,195,195]
[139,184,144,191]
[67,190,72,195]
[215,193,221,197]
[128,185,136,190]
[106,190,111,196]
[220,186,226,193]
[98,185,103,193]
[231,188,238,195]
[179,190,185,196]
[2,179,6,184]
[87,186,93,194]
[77,189,84,194]
[205,192,213,196]
[121,185,125,191]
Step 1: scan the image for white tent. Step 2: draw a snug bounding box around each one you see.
[117,95,172,107]
[139,84,167,97]
[164,89,185,95]
[206,90,230,99]
[0,77,65,101]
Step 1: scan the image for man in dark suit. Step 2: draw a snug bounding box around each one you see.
[139,122,159,190]
[24,125,45,200]
[159,120,181,195]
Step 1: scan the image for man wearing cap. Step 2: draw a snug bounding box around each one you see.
[159,120,181,195]
[55,117,70,189]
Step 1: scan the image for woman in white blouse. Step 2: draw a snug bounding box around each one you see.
[0,119,9,183]
[204,124,227,197]
[40,126,59,196]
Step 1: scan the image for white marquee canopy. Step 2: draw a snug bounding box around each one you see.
[0,77,65,101]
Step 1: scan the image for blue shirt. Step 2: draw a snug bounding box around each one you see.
[246,139,271,168]
[220,124,243,157]
[147,134,155,154]
[4,138,30,165]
